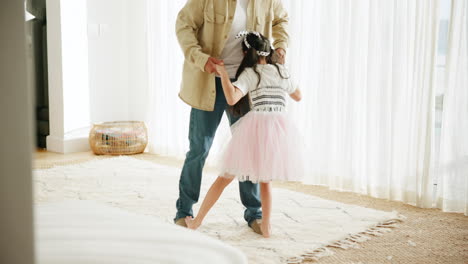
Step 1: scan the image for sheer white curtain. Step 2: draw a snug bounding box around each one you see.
[146,0,187,158]
[435,0,468,216]
[282,0,438,207]
[146,1,444,208]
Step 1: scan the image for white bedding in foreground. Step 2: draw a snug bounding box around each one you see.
[35,200,247,264]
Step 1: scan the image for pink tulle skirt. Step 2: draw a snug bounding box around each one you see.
[218,111,304,183]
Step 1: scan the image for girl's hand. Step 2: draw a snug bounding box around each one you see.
[215,62,228,77]
[204,57,223,73]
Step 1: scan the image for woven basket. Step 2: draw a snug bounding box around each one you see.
[89,121,148,155]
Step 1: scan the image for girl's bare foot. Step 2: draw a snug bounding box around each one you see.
[260,221,271,238]
[185,216,200,230]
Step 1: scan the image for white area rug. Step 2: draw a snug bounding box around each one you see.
[34,157,404,264]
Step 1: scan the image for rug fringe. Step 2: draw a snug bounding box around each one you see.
[287,211,406,263]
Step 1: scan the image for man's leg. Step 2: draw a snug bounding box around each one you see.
[225,101,262,225]
[175,79,226,222]
[239,181,263,224]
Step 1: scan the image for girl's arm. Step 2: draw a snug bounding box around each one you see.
[215,63,244,106]
[289,88,302,102]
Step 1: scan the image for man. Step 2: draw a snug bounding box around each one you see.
[174,0,289,234]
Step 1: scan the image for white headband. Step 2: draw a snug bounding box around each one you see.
[235,31,273,57]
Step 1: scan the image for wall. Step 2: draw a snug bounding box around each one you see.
[88,0,129,122]
[46,0,90,153]
[0,0,35,263]
[127,0,149,121]
[62,1,90,133]
[46,0,148,153]
[87,0,148,123]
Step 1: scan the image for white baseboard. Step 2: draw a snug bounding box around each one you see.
[46,128,91,153]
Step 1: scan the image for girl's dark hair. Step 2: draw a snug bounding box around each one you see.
[229,32,289,117]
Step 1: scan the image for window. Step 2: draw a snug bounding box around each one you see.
[434,0,452,186]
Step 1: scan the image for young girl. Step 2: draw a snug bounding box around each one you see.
[185,32,303,238]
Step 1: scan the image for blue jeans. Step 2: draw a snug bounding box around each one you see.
[175,77,262,225]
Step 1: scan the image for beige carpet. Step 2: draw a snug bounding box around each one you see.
[34,151,468,263]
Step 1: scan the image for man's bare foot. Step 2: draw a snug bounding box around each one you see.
[260,221,271,238]
[185,216,200,230]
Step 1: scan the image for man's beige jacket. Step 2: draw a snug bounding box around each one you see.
[176,0,289,111]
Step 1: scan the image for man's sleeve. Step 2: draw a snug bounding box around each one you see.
[175,0,210,72]
[272,0,289,50]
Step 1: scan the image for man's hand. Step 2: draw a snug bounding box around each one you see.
[204,57,223,74]
[275,48,286,64]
